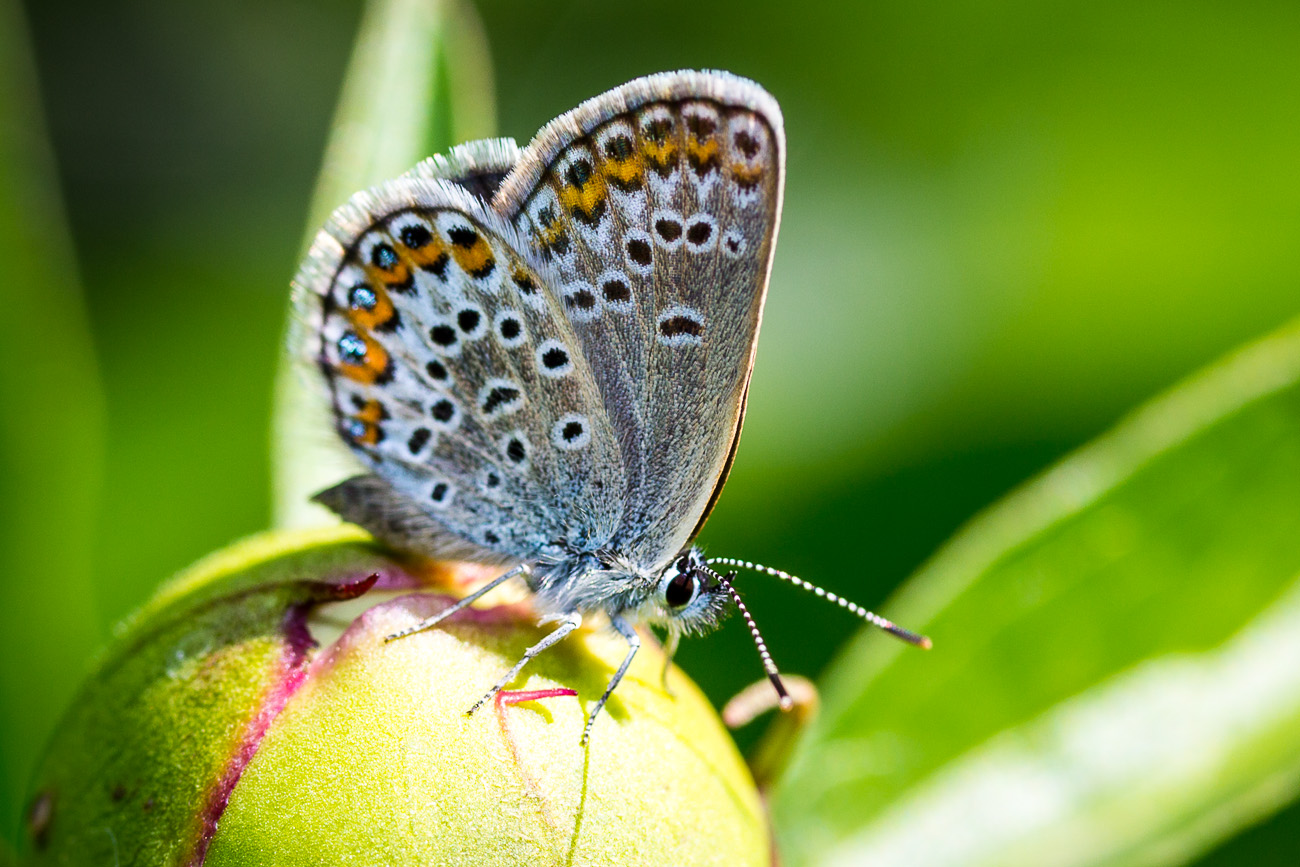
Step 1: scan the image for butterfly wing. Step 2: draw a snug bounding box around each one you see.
[491,71,785,570]
[406,137,522,201]
[295,171,626,562]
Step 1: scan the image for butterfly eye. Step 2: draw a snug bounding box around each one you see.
[664,570,697,609]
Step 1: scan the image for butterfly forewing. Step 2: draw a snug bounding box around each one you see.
[300,176,625,559]
[493,71,785,570]
[291,73,847,741]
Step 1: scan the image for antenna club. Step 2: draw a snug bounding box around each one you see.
[766,672,793,711]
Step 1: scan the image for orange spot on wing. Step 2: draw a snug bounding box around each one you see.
[558,170,607,224]
[684,109,721,175]
[686,136,719,174]
[533,208,570,257]
[338,333,390,386]
[640,112,680,175]
[642,137,678,174]
[602,150,644,191]
[347,287,395,332]
[346,398,387,446]
[731,163,765,190]
[451,236,496,278]
[363,260,412,293]
[404,234,449,271]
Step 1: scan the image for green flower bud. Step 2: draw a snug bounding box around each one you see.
[21,527,769,865]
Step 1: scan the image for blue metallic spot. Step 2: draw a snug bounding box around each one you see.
[338,331,367,364]
[371,243,399,270]
[348,284,377,310]
[344,419,366,440]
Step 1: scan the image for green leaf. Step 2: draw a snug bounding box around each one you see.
[270,0,496,527]
[772,318,1300,866]
[0,0,104,844]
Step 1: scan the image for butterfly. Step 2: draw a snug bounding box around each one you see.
[294,70,927,742]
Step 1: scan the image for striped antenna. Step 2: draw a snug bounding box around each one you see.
[708,557,932,650]
[708,568,794,711]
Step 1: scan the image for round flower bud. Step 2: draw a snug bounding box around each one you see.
[21,527,769,865]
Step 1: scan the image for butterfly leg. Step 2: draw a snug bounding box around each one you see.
[385,563,532,642]
[581,615,641,744]
[468,611,583,714]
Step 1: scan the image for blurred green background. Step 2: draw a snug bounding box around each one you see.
[4,0,1300,861]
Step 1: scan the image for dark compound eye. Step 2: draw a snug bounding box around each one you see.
[664,570,697,608]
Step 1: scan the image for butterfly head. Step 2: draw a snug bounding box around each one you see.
[652,547,796,711]
[652,552,934,713]
[653,548,731,634]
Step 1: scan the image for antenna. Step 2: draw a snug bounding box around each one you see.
[708,567,794,711]
[708,557,932,650]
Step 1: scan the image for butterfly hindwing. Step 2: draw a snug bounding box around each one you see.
[298,175,625,560]
[406,137,522,201]
[492,71,785,569]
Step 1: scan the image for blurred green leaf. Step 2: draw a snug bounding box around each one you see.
[270,0,496,528]
[0,0,103,844]
[772,318,1300,866]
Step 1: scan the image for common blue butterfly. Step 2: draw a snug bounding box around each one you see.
[296,71,928,742]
